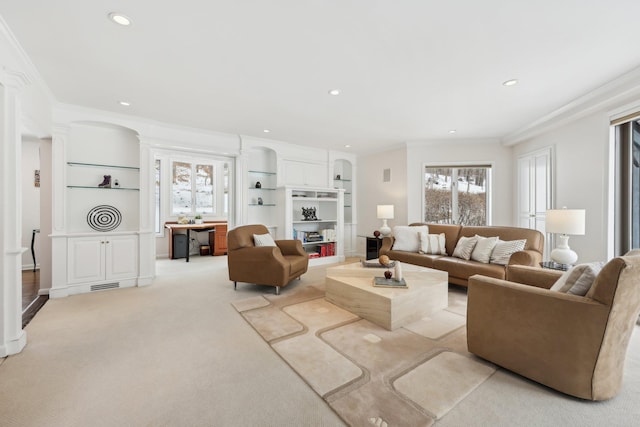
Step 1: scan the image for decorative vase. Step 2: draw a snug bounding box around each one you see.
[255,181,262,188]
[373,230,381,238]
[195,218,203,224]
[258,197,263,205]
[384,270,392,279]
[394,261,403,281]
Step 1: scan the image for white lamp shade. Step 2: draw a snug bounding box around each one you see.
[377,205,394,219]
[545,209,585,235]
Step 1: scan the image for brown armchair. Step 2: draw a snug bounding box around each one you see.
[227,224,309,295]
[467,254,640,400]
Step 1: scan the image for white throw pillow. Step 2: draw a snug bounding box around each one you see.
[392,225,429,252]
[489,239,527,265]
[452,236,478,260]
[253,233,277,247]
[419,232,447,255]
[471,235,499,264]
[550,262,605,295]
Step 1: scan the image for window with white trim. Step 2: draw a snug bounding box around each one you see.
[423,165,491,225]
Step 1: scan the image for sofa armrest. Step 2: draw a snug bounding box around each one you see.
[508,249,542,267]
[379,236,394,255]
[276,239,306,257]
[506,265,562,289]
[467,274,610,399]
[229,246,287,266]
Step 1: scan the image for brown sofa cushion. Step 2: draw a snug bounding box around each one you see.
[433,257,507,281]
[386,250,442,269]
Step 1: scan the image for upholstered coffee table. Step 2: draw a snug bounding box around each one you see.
[325,262,448,330]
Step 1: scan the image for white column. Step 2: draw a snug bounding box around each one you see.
[137,136,155,285]
[0,69,30,356]
[49,124,70,298]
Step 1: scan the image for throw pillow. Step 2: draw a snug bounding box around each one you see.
[550,262,605,295]
[489,239,527,265]
[471,235,499,264]
[253,233,277,247]
[392,225,429,252]
[419,232,447,255]
[452,236,478,260]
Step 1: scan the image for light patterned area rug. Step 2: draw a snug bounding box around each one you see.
[232,283,495,426]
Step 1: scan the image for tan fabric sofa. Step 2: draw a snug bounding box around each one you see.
[467,255,640,400]
[379,223,544,287]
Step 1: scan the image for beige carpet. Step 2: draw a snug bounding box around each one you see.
[3,257,640,426]
[232,276,495,426]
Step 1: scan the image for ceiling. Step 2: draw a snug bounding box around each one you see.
[3,1,640,155]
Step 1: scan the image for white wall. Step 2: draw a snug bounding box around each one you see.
[406,140,514,226]
[512,112,611,263]
[21,139,40,269]
[357,146,407,255]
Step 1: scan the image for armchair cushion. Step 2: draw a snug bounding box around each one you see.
[253,233,277,247]
[550,262,605,295]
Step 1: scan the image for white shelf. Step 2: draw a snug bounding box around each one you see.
[277,185,345,266]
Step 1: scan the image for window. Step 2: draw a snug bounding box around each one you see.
[613,118,640,255]
[423,165,491,225]
[171,160,215,215]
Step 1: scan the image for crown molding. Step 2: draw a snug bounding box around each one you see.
[502,65,640,146]
[0,15,55,102]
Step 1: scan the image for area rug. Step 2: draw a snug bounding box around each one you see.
[232,283,496,426]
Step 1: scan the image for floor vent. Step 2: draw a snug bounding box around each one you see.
[90,282,120,292]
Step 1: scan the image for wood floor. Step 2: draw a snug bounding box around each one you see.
[22,269,48,328]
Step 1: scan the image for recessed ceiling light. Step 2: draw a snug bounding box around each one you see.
[344,144,351,148]
[449,129,457,134]
[108,12,132,26]
[328,89,341,96]
[502,79,518,87]
[118,101,131,106]
[263,129,270,133]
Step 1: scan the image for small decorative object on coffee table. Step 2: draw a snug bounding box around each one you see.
[373,275,408,288]
[540,261,571,271]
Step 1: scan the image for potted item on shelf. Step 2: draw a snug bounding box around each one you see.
[194,214,203,224]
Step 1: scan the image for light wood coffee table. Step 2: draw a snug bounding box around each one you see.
[325,262,448,331]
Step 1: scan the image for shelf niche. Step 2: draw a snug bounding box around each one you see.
[246,146,278,228]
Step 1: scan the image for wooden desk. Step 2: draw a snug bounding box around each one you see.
[165,222,228,262]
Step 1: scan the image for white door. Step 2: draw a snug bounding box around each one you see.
[517,147,552,257]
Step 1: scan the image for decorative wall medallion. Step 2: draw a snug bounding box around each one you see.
[87,205,122,232]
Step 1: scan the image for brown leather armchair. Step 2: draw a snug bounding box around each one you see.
[227,224,309,295]
[467,254,640,400]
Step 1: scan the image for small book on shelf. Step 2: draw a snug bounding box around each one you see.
[372,277,407,288]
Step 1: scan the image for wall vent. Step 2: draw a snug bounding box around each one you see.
[90,282,120,292]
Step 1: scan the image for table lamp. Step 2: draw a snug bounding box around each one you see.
[377,205,394,236]
[545,208,585,265]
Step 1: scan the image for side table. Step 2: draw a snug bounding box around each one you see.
[365,236,382,260]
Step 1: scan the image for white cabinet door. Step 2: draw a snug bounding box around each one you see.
[68,237,105,284]
[105,235,138,280]
[283,161,326,187]
[67,234,138,285]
